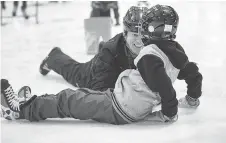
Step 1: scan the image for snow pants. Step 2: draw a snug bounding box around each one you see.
[46,48,94,89]
[20,88,128,125]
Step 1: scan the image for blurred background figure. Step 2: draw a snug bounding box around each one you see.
[12,1,29,19]
[111,1,120,26]
[1,1,6,10]
[1,1,29,19]
[90,1,120,26]
[137,1,150,7]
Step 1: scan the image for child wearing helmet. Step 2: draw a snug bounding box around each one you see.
[131,4,202,120]
[1,5,202,124]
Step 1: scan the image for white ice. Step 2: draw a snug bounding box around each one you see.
[1,1,226,143]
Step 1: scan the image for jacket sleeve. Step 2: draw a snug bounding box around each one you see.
[137,54,178,118]
[177,62,203,99]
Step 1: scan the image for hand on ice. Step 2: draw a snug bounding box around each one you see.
[145,110,178,123]
[178,95,200,108]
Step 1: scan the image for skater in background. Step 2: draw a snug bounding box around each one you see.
[137,1,150,7]
[90,1,120,26]
[1,5,202,124]
[39,6,147,92]
[111,1,120,26]
[1,1,6,10]
[1,1,29,19]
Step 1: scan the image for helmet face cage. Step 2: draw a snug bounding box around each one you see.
[139,4,179,40]
[123,6,148,33]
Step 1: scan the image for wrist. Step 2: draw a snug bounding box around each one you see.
[161,111,178,122]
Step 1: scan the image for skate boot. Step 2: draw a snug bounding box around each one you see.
[39,47,61,75]
[1,79,36,120]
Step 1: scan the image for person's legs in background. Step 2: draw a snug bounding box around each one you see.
[113,2,120,26]
[1,1,6,10]
[21,1,29,19]
[12,1,18,17]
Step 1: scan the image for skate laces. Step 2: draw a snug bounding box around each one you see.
[4,85,21,112]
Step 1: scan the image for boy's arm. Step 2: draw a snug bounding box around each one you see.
[177,62,203,108]
[137,54,178,118]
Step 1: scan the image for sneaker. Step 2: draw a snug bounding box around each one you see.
[39,47,61,76]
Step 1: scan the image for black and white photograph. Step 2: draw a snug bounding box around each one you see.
[1,0,226,143]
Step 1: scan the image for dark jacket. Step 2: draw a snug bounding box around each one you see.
[137,40,202,117]
[89,33,136,91]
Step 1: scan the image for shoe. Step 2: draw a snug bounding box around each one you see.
[39,47,61,76]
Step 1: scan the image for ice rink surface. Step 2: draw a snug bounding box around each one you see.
[1,1,226,143]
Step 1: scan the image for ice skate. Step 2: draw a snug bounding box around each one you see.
[1,79,36,120]
[39,47,61,75]
[1,79,23,120]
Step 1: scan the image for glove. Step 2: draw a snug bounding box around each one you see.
[145,110,178,123]
[178,95,200,108]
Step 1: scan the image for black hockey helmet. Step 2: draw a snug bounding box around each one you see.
[123,6,148,33]
[139,4,179,40]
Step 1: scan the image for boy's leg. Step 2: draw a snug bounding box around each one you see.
[39,47,92,88]
[21,88,128,125]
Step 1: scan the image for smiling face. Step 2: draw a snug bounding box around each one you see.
[125,31,144,56]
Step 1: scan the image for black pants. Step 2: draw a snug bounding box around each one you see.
[90,8,111,17]
[13,1,27,11]
[21,88,128,125]
[1,1,27,10]
[112,2,119,20]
